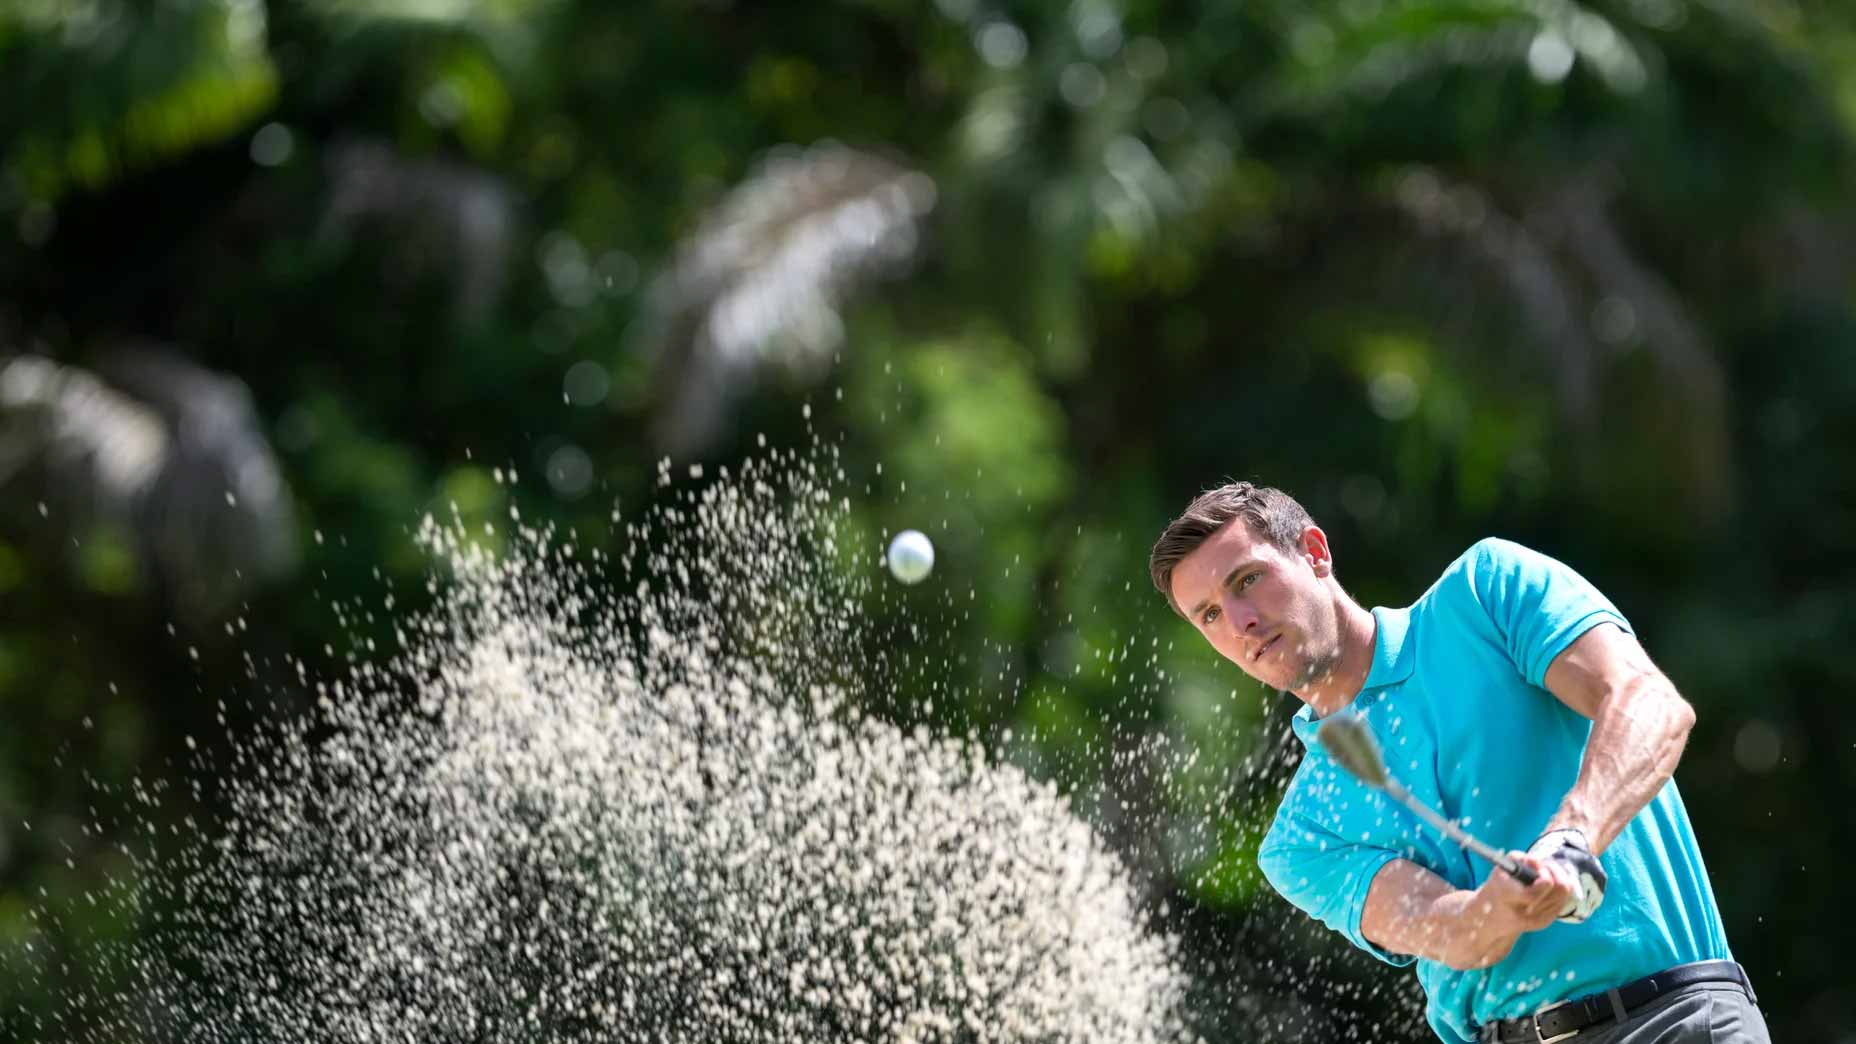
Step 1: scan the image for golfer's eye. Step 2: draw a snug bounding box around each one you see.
[1239,571,1261,590]
[1201,606,1220,626]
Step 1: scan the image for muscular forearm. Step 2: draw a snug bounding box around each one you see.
[1361,859,1546,971]
[1550,669,1695,853]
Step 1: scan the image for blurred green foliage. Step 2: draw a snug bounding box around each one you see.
[4,0,1855,1039]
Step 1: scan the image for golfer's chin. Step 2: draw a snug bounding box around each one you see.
[1236,657,1297,692]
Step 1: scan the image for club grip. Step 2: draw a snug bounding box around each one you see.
[1505,860,1537,886]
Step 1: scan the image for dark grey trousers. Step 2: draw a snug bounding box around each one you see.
[1478,981,1770,1043]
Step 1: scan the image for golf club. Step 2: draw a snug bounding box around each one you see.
[1318,711,1538,887]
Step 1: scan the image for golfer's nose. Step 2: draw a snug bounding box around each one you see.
[1221,593,1260,636]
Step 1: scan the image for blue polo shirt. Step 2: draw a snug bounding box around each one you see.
[1256,538,1731,1042]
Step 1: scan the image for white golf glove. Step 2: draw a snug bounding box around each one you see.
[1528,827,1607,924]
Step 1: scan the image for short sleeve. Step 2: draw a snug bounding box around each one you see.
[1468,538,1633,687]
[1257,812,1417,967]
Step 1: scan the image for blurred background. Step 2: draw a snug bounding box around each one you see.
[1,0,1851,1040]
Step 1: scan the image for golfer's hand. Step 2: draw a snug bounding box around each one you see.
[1449,852,1578,967]
[1529,828,1606,923]
[1481,851,1579,934]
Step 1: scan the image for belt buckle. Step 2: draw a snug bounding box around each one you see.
[1531,997,1580,1044]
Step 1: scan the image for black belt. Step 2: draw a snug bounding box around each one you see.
[1479,960,1755,1043]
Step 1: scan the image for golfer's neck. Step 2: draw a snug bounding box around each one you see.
[1297,598,1377,719]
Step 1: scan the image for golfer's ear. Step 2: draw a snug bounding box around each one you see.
[1302,525,1333,577]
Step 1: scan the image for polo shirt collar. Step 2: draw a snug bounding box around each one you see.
[1289,605,1415,746]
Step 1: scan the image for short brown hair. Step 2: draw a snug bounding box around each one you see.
[1149,482,1315,616]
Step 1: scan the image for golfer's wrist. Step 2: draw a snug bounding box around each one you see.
[1546,802,1601,852]
[1440,889,1522,969]
[1457,884,1525,945]
[1533,824,1592,856]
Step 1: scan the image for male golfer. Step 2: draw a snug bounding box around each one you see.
[1149,482,1768,1043]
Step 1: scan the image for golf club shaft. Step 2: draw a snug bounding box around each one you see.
[1384,780,1537,886]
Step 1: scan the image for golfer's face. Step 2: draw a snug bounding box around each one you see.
[1169,521,1319,690]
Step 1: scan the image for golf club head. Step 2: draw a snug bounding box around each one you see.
[1317,711,1390,789]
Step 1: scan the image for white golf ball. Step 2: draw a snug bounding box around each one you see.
[886,529,935,584]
